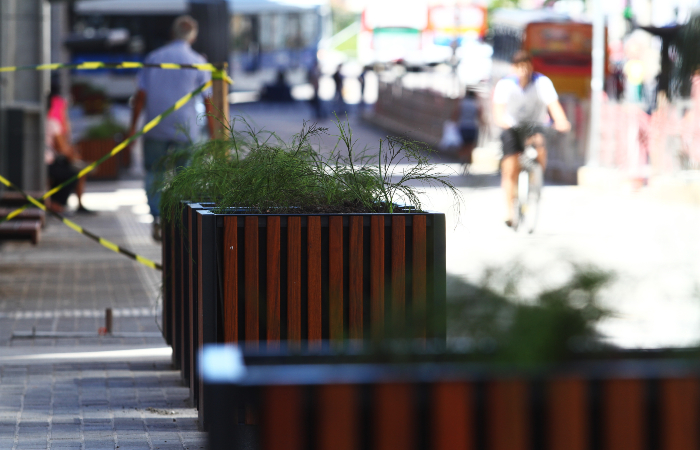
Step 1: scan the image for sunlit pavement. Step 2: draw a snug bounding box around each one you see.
[418,183,700,349]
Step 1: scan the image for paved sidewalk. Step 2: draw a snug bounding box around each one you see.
[0,180,206,449]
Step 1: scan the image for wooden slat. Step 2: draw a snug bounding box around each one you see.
[661,378,700,450]
[391,216,406,329]
[432,382,473,450]
[412,215,427,339]
[488,379,530,450]
[223,216,238,343]
[171,221,178,356]
[262,385,305,450]
[196,214,204,407]
[603,379,645,450]
[374,383,415,450]
[329,216,344,341]
[370,216,385,340]
[180,224,187,371]
[307,216,322,343]
[349,216,363,340]
[287,216,302,343]
[317,384,359,450]
[188,211,196,398]
[267,216,281,346]
[244,216,259,347]
[162,225,169,344]
[547,378,587,450]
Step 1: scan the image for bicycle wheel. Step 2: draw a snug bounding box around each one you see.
[521,164,542,233]
[512,169,529,231]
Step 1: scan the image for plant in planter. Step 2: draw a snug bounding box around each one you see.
[78,118,128,179]
[158,118,462,416]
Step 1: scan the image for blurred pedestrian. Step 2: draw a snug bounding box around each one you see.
[359,66,369,106]
[332,64,344,113]
[128,15,216,241]
[261,69,293,102]
[308,61,324,119]
[452,87,483,173]
[45,83,91,214]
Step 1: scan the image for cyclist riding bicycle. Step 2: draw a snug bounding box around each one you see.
[493,51,571,228]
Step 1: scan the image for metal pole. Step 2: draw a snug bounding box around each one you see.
[588,0,605,166]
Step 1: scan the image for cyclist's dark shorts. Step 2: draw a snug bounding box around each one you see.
[501,125,545,156]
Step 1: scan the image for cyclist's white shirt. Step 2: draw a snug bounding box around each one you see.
[493,73,558,127]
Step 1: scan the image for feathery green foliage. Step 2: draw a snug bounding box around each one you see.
[447,263,614,365]
[158,116,462,220]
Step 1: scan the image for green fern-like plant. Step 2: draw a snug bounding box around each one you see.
[157,115,462,221]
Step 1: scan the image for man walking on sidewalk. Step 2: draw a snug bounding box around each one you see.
[128,15,216,241]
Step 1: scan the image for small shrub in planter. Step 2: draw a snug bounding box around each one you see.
[78,118,127,179]
[159,119,461,413]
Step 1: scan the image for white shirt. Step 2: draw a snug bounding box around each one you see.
[493,73,558,127]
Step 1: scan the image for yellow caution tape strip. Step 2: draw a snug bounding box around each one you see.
[1,80,213,224]
[0,61,234,84]
[0,175,161,271]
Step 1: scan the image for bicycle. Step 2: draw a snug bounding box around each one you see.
[511,134,543,234]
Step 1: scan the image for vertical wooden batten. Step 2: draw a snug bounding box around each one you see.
[307,216,322,342]
[370,216,385,340]
[329,216,344,341]
[349,216,363,340]
[266,216,281,345]
[287,217,302,343]
[244,216,259,347]
[223,216,238,343]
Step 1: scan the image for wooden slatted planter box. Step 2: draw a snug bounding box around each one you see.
[203,346,700,450]
[192,209,447,427]
[162,202,213,405]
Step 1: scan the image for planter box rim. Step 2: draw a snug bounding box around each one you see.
[196,209,443,216]
[203,355,700,387]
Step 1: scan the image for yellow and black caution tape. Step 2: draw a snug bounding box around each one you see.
[0,174,161,271]
[0,61,234,84]
[1,79,213,224]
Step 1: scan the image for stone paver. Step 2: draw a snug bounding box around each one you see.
[0,361,204,450]
[0,179,205,448]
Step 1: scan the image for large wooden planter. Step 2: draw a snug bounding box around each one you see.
[204,346,700,450]
[183,209,446,425]
[164,207,447,426]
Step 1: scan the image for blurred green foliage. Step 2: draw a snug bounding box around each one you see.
[448,263,614,365]
[83,118,127,141]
